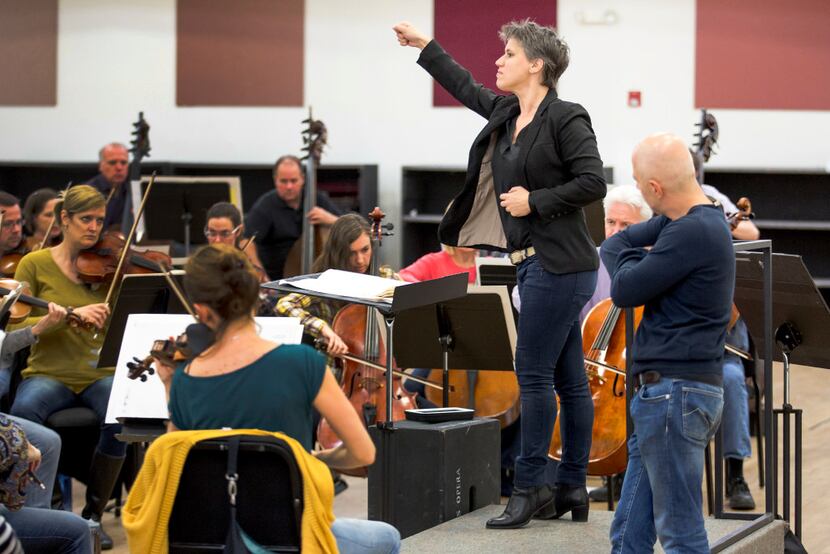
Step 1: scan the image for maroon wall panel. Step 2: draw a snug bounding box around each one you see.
[433,0,556,107]
[696,0,830,110]
[0,0,58,106]
[177,0,304,106]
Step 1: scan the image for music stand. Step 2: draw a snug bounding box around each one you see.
[97,273,188,369]
[392,286,516,407]
[131,176,242,256]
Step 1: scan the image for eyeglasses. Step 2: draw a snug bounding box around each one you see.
[204,225,242,239]
[0,219,23,230]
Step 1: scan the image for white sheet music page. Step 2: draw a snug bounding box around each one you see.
[280,269,408,301]
[105,314,303,423]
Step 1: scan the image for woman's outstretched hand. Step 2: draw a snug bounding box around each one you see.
[393,22,431,50]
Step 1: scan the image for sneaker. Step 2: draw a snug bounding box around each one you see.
[726,476,756,510]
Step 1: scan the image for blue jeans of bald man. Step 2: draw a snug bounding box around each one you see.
[610,378,724,553]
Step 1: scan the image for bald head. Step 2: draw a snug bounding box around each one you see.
[633,133,697,193]
[632,133,710,219]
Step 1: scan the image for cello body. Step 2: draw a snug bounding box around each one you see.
[548,298,643,477]
[424,369,520,429]
[316,304,418,454]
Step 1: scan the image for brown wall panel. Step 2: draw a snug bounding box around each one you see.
[177,0,304,106]
[433,0,556,107]
[0,0,58,106]
[696,0,830,110]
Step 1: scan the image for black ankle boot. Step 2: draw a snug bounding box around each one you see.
[81,450,125,551]
[536,483,589,522]
[486,484,554,529]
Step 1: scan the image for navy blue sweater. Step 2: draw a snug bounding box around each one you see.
[600,204,734,379]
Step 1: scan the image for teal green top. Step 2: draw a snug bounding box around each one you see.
[169,344,326,450]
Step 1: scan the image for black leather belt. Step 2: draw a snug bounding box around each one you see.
[634,370,723,390]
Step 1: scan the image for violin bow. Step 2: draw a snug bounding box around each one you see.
[157,260,199,320]
[239,232,257,253]
[102,171,157,308]
[38,181,72,251]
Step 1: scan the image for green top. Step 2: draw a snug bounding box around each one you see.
[11,248,109,392]
[169,344,326,451]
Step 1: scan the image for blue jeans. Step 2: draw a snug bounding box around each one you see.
[514,257,595,487]
[1,505,93,554]
[722,320,751,460]
[4,414,61,509]
[610,378,724,553]
[10,376,126,457]
[331,518,400,554]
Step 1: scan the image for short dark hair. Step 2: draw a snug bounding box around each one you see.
[272,155,304,178]
[0,191,20,209]
[499,19,570,89]
[22,188,58,235]
[206,202,241,228]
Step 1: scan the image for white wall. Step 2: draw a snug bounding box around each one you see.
[1,0,829,264]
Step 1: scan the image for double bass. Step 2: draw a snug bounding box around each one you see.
[316,208,418,459]
[283,108,330,277]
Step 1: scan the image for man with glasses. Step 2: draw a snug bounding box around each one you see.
[205,202,268,281]
[85,143,130,231]
[244,155,342,279]
[0,192,25,264]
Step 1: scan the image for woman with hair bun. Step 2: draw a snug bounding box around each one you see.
[155,243,400,553]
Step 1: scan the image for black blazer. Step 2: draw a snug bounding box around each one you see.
[417,40,606,274]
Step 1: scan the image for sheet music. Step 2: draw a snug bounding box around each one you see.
[279,269,409,301]
[105,314,303,423]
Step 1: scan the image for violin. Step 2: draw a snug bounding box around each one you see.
[75,231,171,284]
[0,251,25,279]
[126,322,216,381]
[0,278,91,330]
[726,197,754,232]
[548,299,643,477]
[316,208,418,471]
[125,264,216,382]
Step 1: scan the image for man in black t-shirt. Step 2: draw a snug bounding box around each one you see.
[244,155,341,279]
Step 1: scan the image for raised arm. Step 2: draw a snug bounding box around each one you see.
[394,21,502,119]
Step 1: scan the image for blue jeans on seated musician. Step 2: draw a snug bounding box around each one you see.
[10,376,127,458]
[1,505,93,554]
[331,517,401,554]
[610,377,724,554]
[722,319,751,461]
[514,257,595,488]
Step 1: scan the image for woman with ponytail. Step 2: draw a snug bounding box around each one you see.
[9,184,121,548]
[155,243,400,553]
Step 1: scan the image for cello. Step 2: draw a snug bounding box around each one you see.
[548,300,642,476]
[283,108,331,277]
[316,208,418,459]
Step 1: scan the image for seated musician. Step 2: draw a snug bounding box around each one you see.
[22,188,61,251]
[154,243,401,554]
[398,243,477,284]
[0,192,27,275]
[8,185,122,549]
[275,213,373,356]
[204,202,268,280]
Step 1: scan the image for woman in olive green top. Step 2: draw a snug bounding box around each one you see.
[10,185,121,549]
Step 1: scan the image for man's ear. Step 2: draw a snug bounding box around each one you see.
[649,179,663,199]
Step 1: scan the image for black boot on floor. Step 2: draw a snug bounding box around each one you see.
[536,483,589,522]
[81,450,125,551]
[725,457,756,510]
[588,473,624,503]
[486,484,554,529]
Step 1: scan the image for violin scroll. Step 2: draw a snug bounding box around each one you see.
[725,197,754,231]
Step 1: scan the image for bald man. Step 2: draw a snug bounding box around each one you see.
[85,142,130,230]
[602,133,734,553]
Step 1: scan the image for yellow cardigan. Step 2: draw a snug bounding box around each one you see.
[122,429,338,554]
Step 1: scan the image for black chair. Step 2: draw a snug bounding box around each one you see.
[169,435,304,553]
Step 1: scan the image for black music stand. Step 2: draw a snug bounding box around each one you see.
[100,273,188,443]
[392,286,516,408]
[722,251,830,539]
[136,177,236,256]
